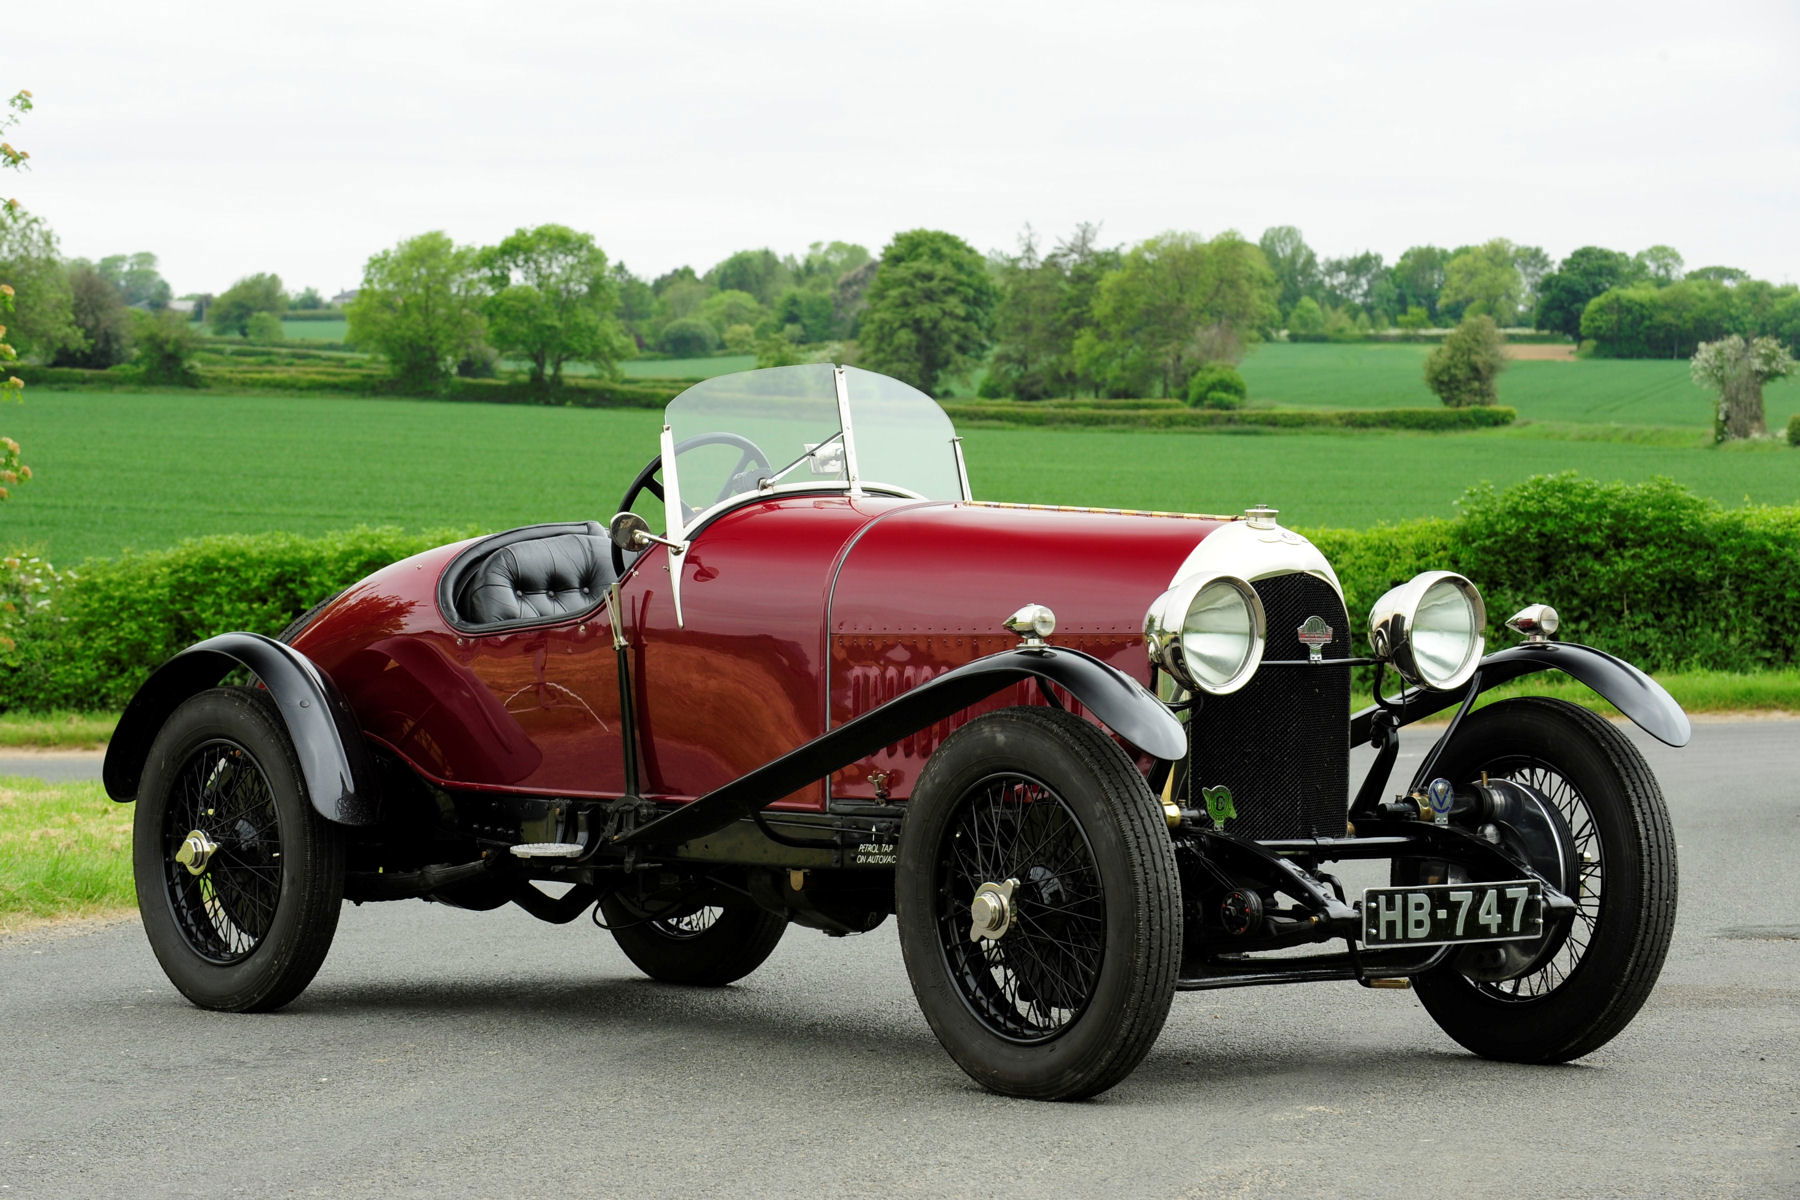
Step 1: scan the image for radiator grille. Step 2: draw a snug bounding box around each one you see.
[1185,572,1350,840]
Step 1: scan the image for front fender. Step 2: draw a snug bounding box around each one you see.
[103,632,381,825]
[617,645,1184,848]
[1351,640,1691,749]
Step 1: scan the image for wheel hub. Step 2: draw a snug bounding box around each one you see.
[174,829,218,877]
[968,879,1018,942]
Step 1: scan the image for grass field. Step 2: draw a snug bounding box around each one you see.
[4,385,1799,564]
[0,777,132,933]
[619,354,755,380]
[1240,342,1800,428]
[278,317,349,342]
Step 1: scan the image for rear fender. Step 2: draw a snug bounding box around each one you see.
[616,645,1184,848]
[102,632,380,825]
[1350,640,1691,750]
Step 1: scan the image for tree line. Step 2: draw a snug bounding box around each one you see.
[4,194,1800,405]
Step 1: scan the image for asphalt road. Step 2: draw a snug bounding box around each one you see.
[2,720,1795,1199]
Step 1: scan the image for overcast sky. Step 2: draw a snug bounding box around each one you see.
[10,0,1798,296]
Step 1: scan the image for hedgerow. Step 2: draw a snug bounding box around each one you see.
[942,403,1516,431]
[1,527,474,711]
[4,474,1793,712]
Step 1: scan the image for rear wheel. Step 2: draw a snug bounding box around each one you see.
[1412,698,1677,1062]
[600,894,787,986]
[134,688,345,1012]
[896,706,1181,1101]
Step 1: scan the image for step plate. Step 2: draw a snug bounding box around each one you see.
[510,842,584,859]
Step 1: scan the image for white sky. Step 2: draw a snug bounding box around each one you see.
[9,0,1798,297]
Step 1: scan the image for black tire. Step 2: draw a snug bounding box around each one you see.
[1411,697,1677,1063]
[133,688,346,1013]
[600,895,787,986]
[896,706,1181,1101]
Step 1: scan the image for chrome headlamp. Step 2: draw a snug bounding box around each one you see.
[1367,570,1486,691]
[1144,574,1266,695]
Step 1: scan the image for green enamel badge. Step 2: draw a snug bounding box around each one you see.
[1202,785,1237,828]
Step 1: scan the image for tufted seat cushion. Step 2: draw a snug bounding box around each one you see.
[455,532,614,626]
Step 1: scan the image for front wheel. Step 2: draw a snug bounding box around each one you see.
[1412,697,1678,1062]
[134,688,346,1012]
[896,706,1182,1101]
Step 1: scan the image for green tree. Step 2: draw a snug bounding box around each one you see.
[1424,314,1506,407]
[1391,245,1450,322]
[858,229,998,395]
[774,287,836,343]
[658,316,718,356]
[54,263,132,368]
[1534,246,1634,338]
[1286,295,1327,339]
[1634,245,1685,286]
[697,289,763,338]
[347,232,487,388]
[986,227,1067,400]
[1185,363,1247,409]
[0,205,76,359]
[1,87,38,500]
[795,241,871,291]
[706,248,790,305]
[1257,225,1319,315]
[289,285,324,311]
[1512,245,1552,314]
[208,272,286,336]
[131,308,200,386]
[96,252,172,310]
[1319,250,1385,315]
[1692,334,1794,441]
[1440,240,1523,324]
[610,262,656,347]
[480,224,629,386]
[1075,231,1277,398]
[1686,265,1748,285]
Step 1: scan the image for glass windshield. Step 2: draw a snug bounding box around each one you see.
[662,364,964,534]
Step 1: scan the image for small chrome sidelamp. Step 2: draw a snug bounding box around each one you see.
[1506,604,1560,644]
[1004,603,1057,649]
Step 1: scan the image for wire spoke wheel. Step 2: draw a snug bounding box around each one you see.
[134,688,345,1013]
[163,741,285,964]
[599,894,786,987]
[1410,697,1677,1064]
[897,707,1180,1101]
[935,773,1105,1042]
[1466,757,1604,1002]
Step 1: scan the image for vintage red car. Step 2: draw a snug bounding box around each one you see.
[104,364,1688,1100]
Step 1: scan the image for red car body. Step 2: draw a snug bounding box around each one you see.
[294,498,1235,812]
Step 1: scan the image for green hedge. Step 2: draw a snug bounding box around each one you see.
[942,403,1516,431]
[5,474,1794,712]
[1,528,475,712]
[12,363,682,407]
[1312,473,1800,674]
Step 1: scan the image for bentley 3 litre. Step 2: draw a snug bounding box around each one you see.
[105,365,1686,1100]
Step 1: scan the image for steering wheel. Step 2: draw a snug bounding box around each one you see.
[612,432,772,575]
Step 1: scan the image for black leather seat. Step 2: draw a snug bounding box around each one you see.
[449,529,615,627]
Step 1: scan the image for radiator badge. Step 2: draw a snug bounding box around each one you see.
[1297,615,1334,663]
[1201,785,1237,829]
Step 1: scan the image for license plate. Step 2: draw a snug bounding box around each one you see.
[1360,880,1544,948]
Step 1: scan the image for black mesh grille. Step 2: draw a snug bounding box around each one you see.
[1185,573,1350,840]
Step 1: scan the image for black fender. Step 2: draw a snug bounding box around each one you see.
[1351,640,1691,750]
[102,632,381,825]
[616,645,1185,848]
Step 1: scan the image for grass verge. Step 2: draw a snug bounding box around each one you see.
[0,711,118,749]
[0,777,133,935]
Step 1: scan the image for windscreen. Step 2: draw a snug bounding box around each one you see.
[662,365,964,533]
